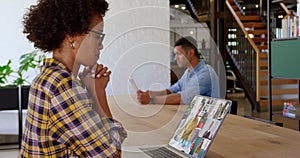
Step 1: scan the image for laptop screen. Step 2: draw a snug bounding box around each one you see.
[168,95,232,158]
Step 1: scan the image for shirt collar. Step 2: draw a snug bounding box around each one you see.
[41,58,76,79]
[41,58,83,85]
[41,58,70,72]
[188,60,205,72]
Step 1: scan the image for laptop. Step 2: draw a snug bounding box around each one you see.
[124,95,232,158]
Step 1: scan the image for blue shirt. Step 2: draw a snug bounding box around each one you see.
[169,60,220,104]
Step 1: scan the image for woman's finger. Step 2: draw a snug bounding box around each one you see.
[96,67,109,78]
[95,64,104,74]
[103,70,111,77]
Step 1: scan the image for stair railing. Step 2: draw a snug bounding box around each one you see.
[226,0,261,104]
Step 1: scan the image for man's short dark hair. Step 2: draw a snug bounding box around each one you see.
[174,36,200,59]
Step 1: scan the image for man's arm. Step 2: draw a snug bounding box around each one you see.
[152,93,182,105]
[136,89,169,104]
[148,89,171,96]
[137,89,183,105]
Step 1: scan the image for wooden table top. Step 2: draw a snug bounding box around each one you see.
[108,95,300,158]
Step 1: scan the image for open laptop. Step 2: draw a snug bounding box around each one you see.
[125,94,232,158]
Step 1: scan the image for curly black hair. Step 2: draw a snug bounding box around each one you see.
[23,0,109,52]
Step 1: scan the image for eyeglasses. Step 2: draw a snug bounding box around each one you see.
[88,29,105,44]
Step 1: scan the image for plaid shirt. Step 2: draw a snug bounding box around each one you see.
[20,58,127,157]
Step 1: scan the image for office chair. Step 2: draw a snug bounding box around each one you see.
[226,70,242,93]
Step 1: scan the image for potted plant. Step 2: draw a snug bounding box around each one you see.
[0,50,44,147]
[0,50,44,109]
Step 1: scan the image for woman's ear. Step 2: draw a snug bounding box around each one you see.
[66,34,74,43]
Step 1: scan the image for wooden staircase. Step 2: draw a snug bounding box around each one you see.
[227,0,299,111]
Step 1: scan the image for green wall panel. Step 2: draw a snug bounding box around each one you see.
[271,38,300,79]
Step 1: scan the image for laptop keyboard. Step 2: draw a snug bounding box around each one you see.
[140,147,184,158]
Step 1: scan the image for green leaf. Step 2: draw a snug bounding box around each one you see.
[0,50,44,86]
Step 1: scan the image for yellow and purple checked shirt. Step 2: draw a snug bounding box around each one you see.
[20,58,127,157]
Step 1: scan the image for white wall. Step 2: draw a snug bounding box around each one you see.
[0,0,170,95]
[102,0,170,95]
[0,0,37,76]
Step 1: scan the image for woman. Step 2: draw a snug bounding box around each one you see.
[20,0,127,157]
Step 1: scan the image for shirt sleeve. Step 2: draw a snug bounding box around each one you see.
[179,86,200,105]
[169,69,187,93]
[49,79,127,158]
[168,80,181,93]
[207,65,220,98]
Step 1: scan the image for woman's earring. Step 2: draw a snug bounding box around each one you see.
[70,42,75,48]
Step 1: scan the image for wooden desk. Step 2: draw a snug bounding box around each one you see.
[108,95,300,158]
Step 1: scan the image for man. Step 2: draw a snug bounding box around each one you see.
[137,36,219,105]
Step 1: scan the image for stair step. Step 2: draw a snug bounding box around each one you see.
[232,6,239,11]
[247,29,268,35]
[252,37,268,42]
[260,99,299,107]
[260,70,268,77]
[243,22,266,28]
[257,45,268,50]
[260,88,298,96]
[259,53,268,59]
[236,11,243,16]
[260,79,298,86]
[228,0,235,4]
[260,61,268,68]
[239,15,261,21]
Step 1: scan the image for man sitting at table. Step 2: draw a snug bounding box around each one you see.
[136,36,220,105]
